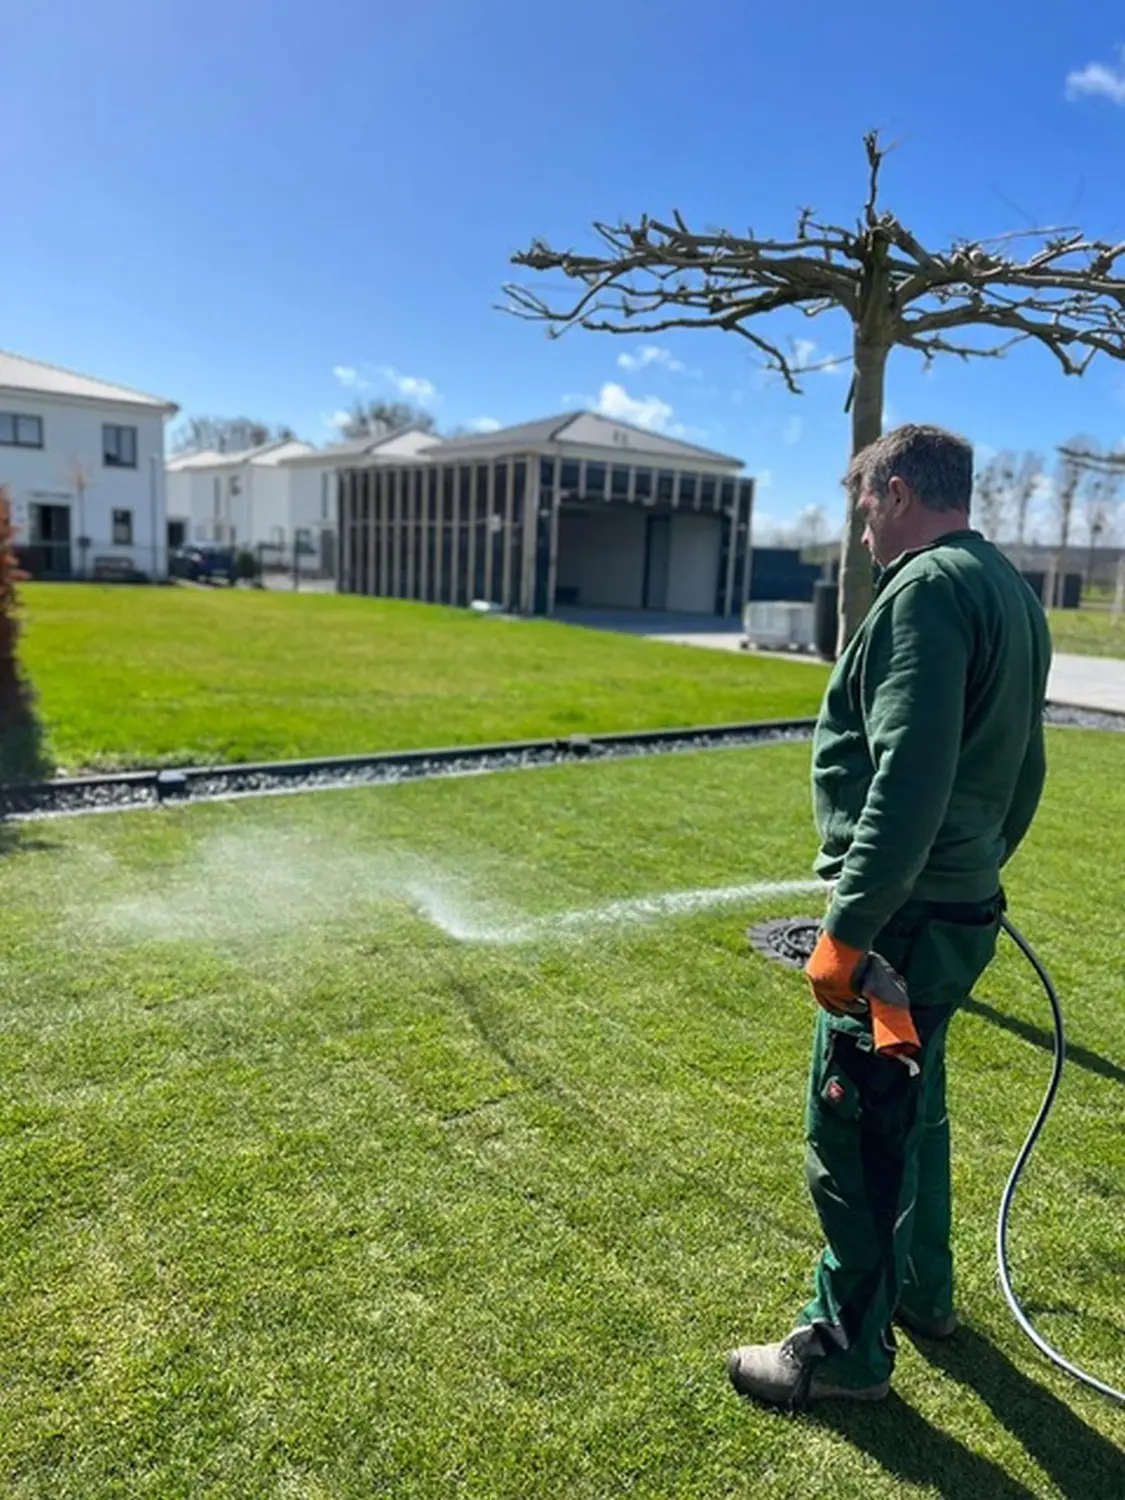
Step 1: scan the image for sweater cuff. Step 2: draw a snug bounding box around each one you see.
[821,901,877,953]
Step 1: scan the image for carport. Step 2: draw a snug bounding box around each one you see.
[336,410,755,618]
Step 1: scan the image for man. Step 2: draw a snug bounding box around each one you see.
[728,424,1052,1408]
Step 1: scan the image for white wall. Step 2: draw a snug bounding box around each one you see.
[556,511,646,608]
[1,391,169,576]
[666,514,721,613]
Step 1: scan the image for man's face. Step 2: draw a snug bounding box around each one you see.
[858,483,904,569]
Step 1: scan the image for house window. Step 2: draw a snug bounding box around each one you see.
[0,412,44,448]
[103,424,137,468]
[320,471,330,520]
[112,509,133,545]
[213,478,221,516]
[228,475,241,497]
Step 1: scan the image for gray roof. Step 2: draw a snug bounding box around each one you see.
[283,424,441,467]
[428,411,743,468]
[0,349,178,414]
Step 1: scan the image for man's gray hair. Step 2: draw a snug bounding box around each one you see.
[844,424,973,513]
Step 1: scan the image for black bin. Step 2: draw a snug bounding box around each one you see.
[813,581,838,662]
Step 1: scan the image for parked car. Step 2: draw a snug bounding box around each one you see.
[170,543,237,584]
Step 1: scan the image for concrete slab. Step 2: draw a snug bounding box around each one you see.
[1048,652,1125,714]
[555,607,1125,714]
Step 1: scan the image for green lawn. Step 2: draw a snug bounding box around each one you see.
[1,732,1122,1497]
[18,585,828,774]
[1047,607,1125,659]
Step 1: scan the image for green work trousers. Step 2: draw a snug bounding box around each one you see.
[800,898,1003,1389]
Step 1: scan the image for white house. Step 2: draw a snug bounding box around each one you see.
[165,438,315,553]
[167,425,439,574]
[0,350,178,579]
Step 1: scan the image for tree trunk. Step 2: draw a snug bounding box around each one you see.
[836,334,885,653]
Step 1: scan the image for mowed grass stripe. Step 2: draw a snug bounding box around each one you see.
[1,739,1122,1496]
[20,584,827,773]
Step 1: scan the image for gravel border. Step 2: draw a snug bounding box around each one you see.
[3,700,1119,823]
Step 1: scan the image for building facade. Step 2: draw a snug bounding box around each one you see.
[165,439,315,553]
[336,413,754,616]
[0,350,177,579]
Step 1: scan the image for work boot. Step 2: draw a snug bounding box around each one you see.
[726,1327,890,1409]
[894,1304,958,1340]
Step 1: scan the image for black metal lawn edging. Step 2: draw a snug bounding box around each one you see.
[0,718,819,820]
[2,702,1120,822]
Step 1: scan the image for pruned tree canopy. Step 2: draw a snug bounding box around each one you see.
[504,132,1125,649]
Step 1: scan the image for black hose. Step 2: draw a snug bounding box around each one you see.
[997,915,1125,1404]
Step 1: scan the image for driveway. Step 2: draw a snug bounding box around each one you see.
[555,607,1125,712]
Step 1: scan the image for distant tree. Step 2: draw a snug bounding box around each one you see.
[170,416,296,455]
[1053,441,1125,584]
[972,453,1013,542]
[792,504,829,548]
[337,400,437,441]
[507,131,1125,652]
[0,490,50,785]
[1048,440,1092,604]
[1008,451,1044,567]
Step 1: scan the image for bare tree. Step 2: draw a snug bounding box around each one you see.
[505,132,1125,649]
[1081,465,1121,582]
[1048,441,1092,605]
[171,417,296,455]
[1055,441,1125,586]
[792,503,829,549]
[972,452,1014,542]
[65,458,96,577]
[338,400,437,441]
[1008,451,1044,568]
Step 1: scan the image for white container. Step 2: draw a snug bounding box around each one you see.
[742,600,816,651]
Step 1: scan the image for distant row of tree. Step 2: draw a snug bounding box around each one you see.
[973,438,1125,564]
[764,439,1125,579]
[170,401,437,455]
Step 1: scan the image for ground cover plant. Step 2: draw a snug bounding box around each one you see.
[18,584,827,773]
[1,733,1122,1497]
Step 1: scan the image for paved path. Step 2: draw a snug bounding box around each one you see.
[556,608,1125,715]
[1047,652,1125,714]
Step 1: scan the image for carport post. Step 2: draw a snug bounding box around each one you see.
[520,453,540,613]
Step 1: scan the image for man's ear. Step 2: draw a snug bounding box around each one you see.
[887,475,912,511]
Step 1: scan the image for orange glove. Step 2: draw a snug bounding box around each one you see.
[804,931,867,1016]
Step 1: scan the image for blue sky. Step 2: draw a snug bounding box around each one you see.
[5,2,1125,537]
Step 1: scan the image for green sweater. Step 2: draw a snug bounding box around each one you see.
[812,530,1052,952]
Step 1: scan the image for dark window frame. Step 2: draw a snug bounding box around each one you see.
[112,508,134,545]
[0,411,44,448]
[103,423,138,469]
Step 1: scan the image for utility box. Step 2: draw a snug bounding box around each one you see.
[742,600,816,652]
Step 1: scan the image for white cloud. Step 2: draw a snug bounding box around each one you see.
[793,337,844,375]
[782,415,803,446]
[378,366,438,402]
[332,365,370,391]
[334,362,437,402]
[467,416,501,433]
[616,344,687,374]
[757,468,773,490]
[325,410,353,432]
[594,381,675,433]
[1066,50,1125,105]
